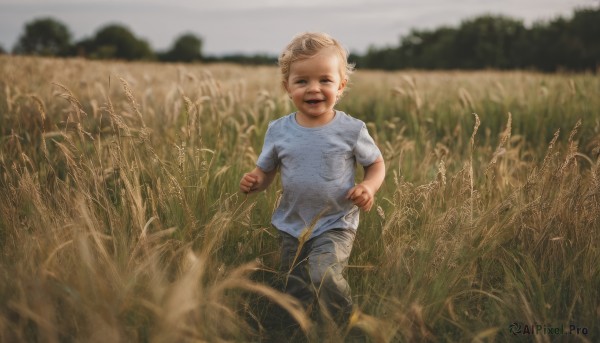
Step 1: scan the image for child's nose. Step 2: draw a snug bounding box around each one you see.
[307,81,320,92]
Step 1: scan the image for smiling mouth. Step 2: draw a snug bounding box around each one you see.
[305,99,323,104]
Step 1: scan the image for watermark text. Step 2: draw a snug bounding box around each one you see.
[508,322,589,336]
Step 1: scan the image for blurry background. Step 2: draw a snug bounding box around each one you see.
[1,0,599,70]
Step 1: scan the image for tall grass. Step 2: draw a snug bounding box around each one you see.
[0,55,598,342]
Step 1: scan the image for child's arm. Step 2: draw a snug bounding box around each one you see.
[239,167,277,194]
[346,156,385,211]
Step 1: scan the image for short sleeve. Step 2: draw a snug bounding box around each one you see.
[354,123,381,166]
[256,123,278,172]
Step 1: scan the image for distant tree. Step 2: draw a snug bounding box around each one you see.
[360,45,402,70]
[78,24,154,60]
[160,33,203,62]
[517,8,600,72]
[0,45,5,54]
[527,18,574,71]
[13,17,72,56]
[73,37,95,58]
[359,5,600,72]
[398,27,459,69]
[374,15,527,70]
[213,53,277,65]
[452,15,526,69]
[569,7,600,70]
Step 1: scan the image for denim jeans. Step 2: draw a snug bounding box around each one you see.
[279,228,356,323]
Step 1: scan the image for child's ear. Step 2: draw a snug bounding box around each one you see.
[338,77,348,95]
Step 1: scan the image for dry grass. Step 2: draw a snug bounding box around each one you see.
[0,55,599,342]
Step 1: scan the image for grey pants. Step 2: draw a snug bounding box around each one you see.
[279,228,356,323]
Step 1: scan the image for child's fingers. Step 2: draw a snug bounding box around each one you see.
[346,186,364,200]
[355,196,369,207]
[346,187,355,199]
[357,199,373,211]
[351,193,368,207]
[364,198,373,211]
[348,186,374,212]
[240,178,253,188]
[244,173,258,182]
[242,174,258,185]
[240,174,258,193]
[346,185,375,211]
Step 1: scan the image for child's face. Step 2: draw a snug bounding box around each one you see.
[284,47,347,126]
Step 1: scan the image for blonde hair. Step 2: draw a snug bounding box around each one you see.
[278,32,354,86]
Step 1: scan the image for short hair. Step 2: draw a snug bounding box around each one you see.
[278,32,354,86]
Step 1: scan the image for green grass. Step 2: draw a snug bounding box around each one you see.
[0,55,599,342]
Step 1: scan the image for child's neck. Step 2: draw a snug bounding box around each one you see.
[295,110,336,128]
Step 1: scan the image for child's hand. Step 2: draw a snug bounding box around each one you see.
[240,171,263,194]
[346,184,375,211]
[240,167,277,194]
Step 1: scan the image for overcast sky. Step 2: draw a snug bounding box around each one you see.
[1,0,597,55]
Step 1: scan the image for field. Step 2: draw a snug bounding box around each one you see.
[0,55,599,342]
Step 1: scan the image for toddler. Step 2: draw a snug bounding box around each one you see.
[239,32,385,327]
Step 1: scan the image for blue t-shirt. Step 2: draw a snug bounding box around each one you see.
[256,111,381,239]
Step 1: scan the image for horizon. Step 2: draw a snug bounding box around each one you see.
[1,0,598,56]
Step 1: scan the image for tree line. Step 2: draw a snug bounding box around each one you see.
[5,18,204,63]
[2,5,599,71]
[354,6,600,72]
[2,17,277,65]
